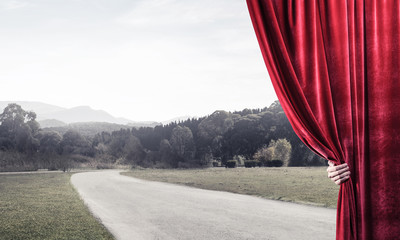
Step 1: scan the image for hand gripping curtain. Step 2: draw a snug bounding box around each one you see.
[247,1,400,239]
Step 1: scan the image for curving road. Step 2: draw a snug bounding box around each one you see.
[71,170,336,240]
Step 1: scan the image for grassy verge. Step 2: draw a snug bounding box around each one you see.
[0,172,114,240]
[122,167,339,208]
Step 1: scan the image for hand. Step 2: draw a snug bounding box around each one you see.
[327,161,350,185]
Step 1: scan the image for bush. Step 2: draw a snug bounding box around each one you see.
[244,160,259,168]
[47,165,58,171]
[153,161,171,169]
[233,155,245,166]
[225,160,236,168]
[253,139,292,167]
[265,159,283,167]
[0,151,39,172]
[178,162,199,169]
[212,161,219,167]
[95,153,117,164]
[272,160,283,167]
[95,162,115,169]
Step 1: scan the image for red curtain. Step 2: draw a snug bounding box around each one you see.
[247,1,400,239]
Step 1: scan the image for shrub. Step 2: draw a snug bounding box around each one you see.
[253,139,292,167]
[225,160,236,168]
[153,161,171,169]
[47,165,58,171]
[95,153,116,164]
[253,145,274,166]
[272,160,283,167]
[69,154,91,163]
[233,155,245,166]
[96,162,114,169]
[269,160,283,167]
[244,160,259,168]
[0,151,39,172]
[265,161,273,167]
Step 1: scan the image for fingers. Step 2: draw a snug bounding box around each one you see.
[327,163,348,173]
[326,162,351,185]
[327,166,350,178]
[331,170,351,181]
[334,175,350,185]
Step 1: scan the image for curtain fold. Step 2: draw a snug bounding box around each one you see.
[247,1,400,239]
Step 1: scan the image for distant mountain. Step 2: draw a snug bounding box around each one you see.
[0,101,66,116]
[0,101,159,127]
[42,105,127,124]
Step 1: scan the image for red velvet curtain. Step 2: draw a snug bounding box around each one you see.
[247,1,400,239]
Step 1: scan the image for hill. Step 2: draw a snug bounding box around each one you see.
[0,101,65,117]
[44,105,128,124]
[0,101,159,126]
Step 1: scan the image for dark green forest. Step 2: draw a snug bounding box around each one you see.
[0,102,325,172]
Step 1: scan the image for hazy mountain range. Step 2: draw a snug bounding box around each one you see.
[0,101,164,128]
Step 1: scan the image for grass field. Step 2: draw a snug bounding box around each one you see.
[0,167,339,239]
[0,172,114,240]
[122,167,340,208]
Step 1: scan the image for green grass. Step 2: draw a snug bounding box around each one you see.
[122,167,339,208]
[0,172,114,240]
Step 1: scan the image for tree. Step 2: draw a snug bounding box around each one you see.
[0,103,39,152]
[221,115,267,161]
[253,145,274,166]
[37,130,62,154]
[124,135,146,166]
[108,133,127,158]
[273,138,292,167]
[61,130,92,156]
[170,126,195,164]
[16,124,39,152]
[159,139,177,167]
[197,111,235,161]
[198,111,234,140]
[35,130,62,169]
[254,138,292,167]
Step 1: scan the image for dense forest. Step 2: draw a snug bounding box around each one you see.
[0,102,325,172]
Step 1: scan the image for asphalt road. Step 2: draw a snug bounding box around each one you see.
[71,170,336,240]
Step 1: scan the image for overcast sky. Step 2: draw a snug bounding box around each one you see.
[0,0,277,122]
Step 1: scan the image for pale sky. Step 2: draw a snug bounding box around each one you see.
[0,0,277,122]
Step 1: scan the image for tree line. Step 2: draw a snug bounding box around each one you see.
[0,102,325,171]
